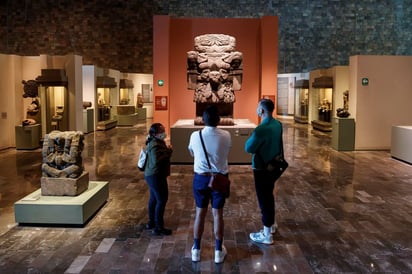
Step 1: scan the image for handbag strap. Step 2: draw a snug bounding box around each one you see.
[199,130,212,170]
[279,125,285,159]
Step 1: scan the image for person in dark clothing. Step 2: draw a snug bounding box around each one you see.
[144,123,173,236]
[245,98,283,244]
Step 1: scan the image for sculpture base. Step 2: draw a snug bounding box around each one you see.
[171,119,255,164]
[116,113,139,126]
[41,172,89,196]
[96,119,117,131]
[311,120,332,132]
[14,181,109,225]
[194,116,235,126]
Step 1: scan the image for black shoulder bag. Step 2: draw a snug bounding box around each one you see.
[265,126,288,180]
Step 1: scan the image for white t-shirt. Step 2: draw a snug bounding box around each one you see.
[188,126,231,174]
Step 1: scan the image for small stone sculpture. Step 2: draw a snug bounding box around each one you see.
[41,131,85,178]
[22,80,41,125]
[22,80,39,98]
[337,90,350,118]
[41,130,89,196]
[83,101,92,109]
[137,93,144,108]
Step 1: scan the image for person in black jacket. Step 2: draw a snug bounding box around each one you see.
[144,123,173,235]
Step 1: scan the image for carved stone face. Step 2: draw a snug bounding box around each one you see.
[209,71,221,83]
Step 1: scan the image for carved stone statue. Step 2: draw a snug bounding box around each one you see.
[41,130,89,196]
[187,34,243,125]
[337,90,350,118]
[22,80,41,125]
[41,131,85,178]
[22,80,39,98]
[136,93,144,108]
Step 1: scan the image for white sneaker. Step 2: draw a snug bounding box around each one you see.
[214,245,227,264]
[271,222,278,234]
[191,246,200,262]
[249,230,273,244]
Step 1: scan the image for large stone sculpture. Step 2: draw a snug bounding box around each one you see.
[187,34,243,125]
[41,130,89,196]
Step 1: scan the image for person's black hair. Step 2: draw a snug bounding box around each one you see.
[259,98,275,113]
[146,123,164,144]
[149,123,164,136]
[202,105,220,127]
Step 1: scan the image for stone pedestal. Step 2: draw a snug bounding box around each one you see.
[15,124,41,150]
[331,118,355,151]
[15,181,109,225]
[41,172,89,196]
[170,119,255,164]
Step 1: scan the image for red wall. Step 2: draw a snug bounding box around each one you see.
[153,16,278,132]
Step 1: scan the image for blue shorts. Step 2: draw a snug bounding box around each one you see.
[193,173,226,209]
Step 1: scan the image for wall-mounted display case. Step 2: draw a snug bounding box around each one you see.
[36,69,69,135]
[294,79,309,123]
[311,76,333,132]
[96,76,117,130]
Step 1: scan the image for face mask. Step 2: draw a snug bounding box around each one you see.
[156,132,167,140]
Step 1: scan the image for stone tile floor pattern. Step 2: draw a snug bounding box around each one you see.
[0,120,411,273]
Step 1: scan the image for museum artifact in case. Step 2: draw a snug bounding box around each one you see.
[294,79,309,124]
[96,76,117,130]
[36,69,69,135]
[311,76,333,132]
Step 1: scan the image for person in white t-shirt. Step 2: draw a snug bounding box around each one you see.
[188,105,231,264]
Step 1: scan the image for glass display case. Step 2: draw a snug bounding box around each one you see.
[97,87,111,121]
[311,76,333,132]
[35,69,69,135]
[96,76,117,122]
[119,79,134,105]
[294,79,309,124]
[96,76,118,130]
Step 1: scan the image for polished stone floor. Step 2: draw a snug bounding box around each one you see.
[0,119,412,273]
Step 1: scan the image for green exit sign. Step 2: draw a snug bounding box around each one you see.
[362,78,369,86]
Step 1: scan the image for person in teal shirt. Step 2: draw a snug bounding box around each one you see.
[245,98,283,244]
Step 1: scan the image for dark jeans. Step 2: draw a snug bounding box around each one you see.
[145,174,169,228]
[253,169,275,227]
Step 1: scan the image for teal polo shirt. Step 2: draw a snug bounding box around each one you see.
[245,116,283,169]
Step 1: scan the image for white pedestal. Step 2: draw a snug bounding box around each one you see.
[14,181,109,225]
[170,119,256,164]
[391,126,412,164]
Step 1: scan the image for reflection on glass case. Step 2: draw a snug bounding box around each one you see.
[294,79,309,124]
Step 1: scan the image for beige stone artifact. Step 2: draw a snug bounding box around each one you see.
[187,34,243,125]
